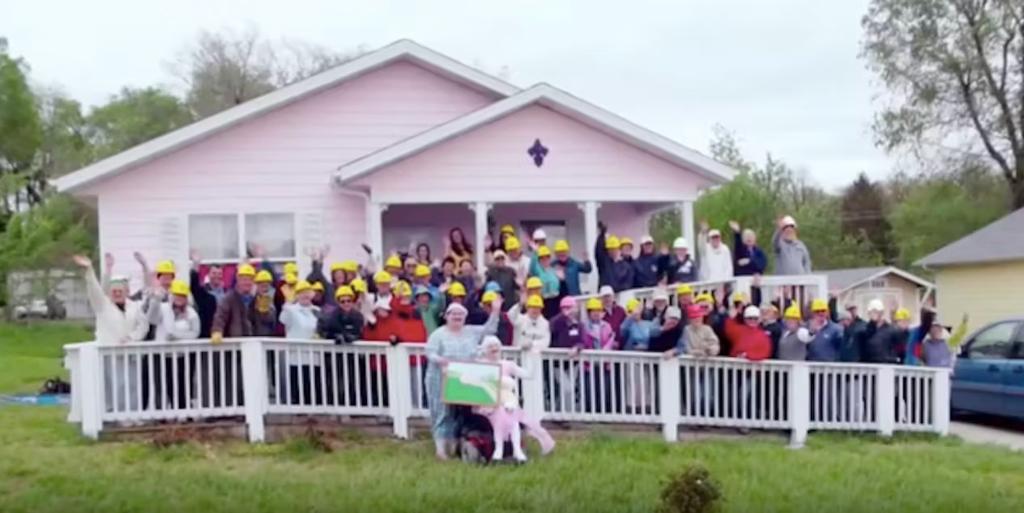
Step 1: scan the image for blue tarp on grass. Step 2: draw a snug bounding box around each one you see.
[0,394,69,406]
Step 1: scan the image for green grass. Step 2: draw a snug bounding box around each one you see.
[2,322,1024,513]
[0,321,92,392]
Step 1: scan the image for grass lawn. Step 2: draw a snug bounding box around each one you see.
[2,322,1024,513]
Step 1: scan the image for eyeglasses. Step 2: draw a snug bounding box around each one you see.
[338,299,353,305]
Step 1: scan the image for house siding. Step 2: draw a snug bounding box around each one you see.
[838,275,925,324]
[80,61,495,287]
[354,105,713,203]
[934,260,1024,330]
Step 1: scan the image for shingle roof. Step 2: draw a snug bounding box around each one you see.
[821,266,933,292]
[916,207,1024,267]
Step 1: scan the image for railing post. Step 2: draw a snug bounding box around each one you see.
[659,356,681,442]
[788,363,809,449]
[932,369,951,436]
[78,343,104,440]
[241,339,267,443]
[521,351,545,421]
[65,346,82,423]
[386,343,411,439]
[876,366,896,437]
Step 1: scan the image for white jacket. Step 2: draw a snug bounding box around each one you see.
[507,305,551,351]
[700,239,734,281]
[150,302,201,342]
[83,270,148,345]
[279,303,323,365]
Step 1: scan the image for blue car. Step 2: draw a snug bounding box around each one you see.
[952,319,1024,419]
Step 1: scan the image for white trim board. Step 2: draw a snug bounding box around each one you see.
[333,83,736,186]
[54,40,519,194]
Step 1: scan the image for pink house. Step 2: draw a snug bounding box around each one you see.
[55,40,733,293]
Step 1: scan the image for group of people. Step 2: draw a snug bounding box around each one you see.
[73,214,952,459]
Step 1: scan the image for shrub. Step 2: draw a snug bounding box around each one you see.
[656,464,723,513]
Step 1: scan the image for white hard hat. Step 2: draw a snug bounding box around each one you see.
[867,299,885,312]
[532,229,547,240]
[599,285,615,297]
[653,289,669,302]
[781,215,797,228]
[708,229,722,238]
[743,305,761,318]
[640,235,654,245]
[672,237,688,249]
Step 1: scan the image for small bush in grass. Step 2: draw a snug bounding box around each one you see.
[656,464,722,513]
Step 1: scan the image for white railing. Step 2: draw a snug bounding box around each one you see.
[64,338,950,446]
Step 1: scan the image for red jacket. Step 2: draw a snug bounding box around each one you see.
[362,312,428,371]
[723,317,772,361]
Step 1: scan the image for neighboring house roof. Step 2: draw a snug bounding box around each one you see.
[53,39,519,194]
[916,207,1024,267]
[822,266,934,293]
[334,83,736,185]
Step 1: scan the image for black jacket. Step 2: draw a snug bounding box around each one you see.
[657,253,698,284]
[762,320,783,359]
[859,321,901,364]
[318,309,365,344]
[840,318,866,362]
[190,269,228,338]
[732,230,767,276]
[595,228,634,292]
[484,265,519,310]
[632,252,660,288]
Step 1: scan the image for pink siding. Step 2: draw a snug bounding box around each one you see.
[356,105,714,203]
[83,61,496,281]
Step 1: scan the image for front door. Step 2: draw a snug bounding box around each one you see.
[952,321,1020,416]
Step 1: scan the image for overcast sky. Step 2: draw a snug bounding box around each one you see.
[4,0,892,190]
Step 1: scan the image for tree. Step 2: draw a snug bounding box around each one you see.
[171,28,358,118]
[0,38,44,215]
[34,90,93,179]
[862,0,1024,208]
[87,87,193,159]
[840,172,893,261]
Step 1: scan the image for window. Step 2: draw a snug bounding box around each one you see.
[189,214,239,260]
[188,213,295,262]
[968,322,1019,359]
[245,213,295,259]
[868,278,888,288]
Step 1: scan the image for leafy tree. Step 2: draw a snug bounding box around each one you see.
[0,38,44,215]
[87,87,193,159]
[35,90,93,179]
[862,0,1024,208]
[840,172,893,261]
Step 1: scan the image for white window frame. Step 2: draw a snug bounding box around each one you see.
[187,211,298,265]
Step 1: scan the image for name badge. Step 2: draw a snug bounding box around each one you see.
[568,328,579,337]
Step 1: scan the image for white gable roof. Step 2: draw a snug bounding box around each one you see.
[54,39,519,194]
[334,83,735,185]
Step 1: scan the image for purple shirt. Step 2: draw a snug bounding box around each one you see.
[549,313,582,348]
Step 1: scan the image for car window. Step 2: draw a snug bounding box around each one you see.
[1013,325,1024,359]
[968,322,1019,359]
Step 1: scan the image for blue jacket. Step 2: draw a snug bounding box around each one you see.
[619,316,662,351]
[529,255,561,298]
[807,322,843,362]
[732,230,767,276]
[632,252,660,288]
[553,257,592,296]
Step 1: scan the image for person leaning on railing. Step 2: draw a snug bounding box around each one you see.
[657,237,698,285]
[728,220,767,276]
[317,286,364,344]
[772,215,812,275]
[209,264,277,343]
[662,304,719,359]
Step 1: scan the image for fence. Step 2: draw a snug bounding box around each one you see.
[65,338,950,446]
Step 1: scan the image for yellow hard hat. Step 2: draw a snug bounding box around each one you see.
[500,224,516,235]
[554,240,570,253]
[397,280,412,297]
[676,283,694,296]
[536,245,552,258]
[730,291,748,303]
[255,270,273,283]
[332,260,358,273]
[585,297,603,311]
[526,295,544,309]
[526,276,543,290]
[893,308,911,321]
[385,255,402,269]
[695,292,714,304]
[169,280,190,296]
[414,264,431,278]
[481,290,498,304]
[505,237,521,251]
[350,277,367,294]
[329,261,346,273]
[605,236,621,250]
[783,305,802,320]
[810,298,829,313]
[155,260,176,275]
[284,273,298,285]
[283,262,299,275]
[625,298,642,314]
[236,264,256,278]
[335,285,355,299]
[373,271,392,284]
[294,280,313,294]
[448,281,467,297]
[311,281,325,292]
[620,237,634,247]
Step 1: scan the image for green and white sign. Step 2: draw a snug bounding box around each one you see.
[442,361,501,407]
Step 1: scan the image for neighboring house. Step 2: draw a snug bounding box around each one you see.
[917,207,1024,330]
[822,266,934,324]
[54,40,733,295]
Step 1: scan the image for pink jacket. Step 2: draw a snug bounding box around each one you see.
[578,319,617,351]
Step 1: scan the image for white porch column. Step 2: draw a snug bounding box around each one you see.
[366,202,388,266]
[677,200,695,254]
[579,201,600,294]
[469,202,491,273]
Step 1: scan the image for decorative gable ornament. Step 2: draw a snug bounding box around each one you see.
[527,138,549,167]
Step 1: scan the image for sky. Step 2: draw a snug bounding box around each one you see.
[3,0,892,190]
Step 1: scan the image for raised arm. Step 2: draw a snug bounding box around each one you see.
[73,255,109,314]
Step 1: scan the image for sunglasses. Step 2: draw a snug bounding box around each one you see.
[338,299,353,305]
